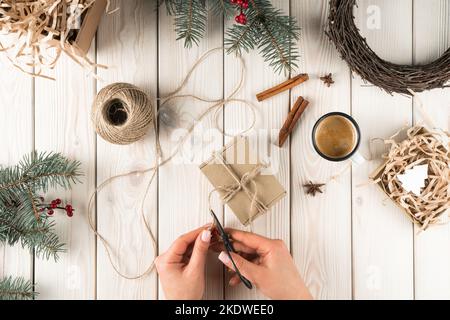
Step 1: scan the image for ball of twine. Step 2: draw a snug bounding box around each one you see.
[92,83,154,145]
[326,0,450,95]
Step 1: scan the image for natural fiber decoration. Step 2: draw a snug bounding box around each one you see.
[0,0,101,79]
[326,0,450,95]
[91,83,154,145]
[373,126,450,230]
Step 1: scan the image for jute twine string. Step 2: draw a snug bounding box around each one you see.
[87,47,260,280]
[91,83,155,145]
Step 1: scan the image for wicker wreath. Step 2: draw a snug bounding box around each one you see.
[326,0,450,95]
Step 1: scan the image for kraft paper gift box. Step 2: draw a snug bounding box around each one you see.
[200,136,286,225]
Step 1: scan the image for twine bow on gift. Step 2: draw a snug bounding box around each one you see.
[208,151,269,225]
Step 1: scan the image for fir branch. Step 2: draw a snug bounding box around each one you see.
[159,0,182,15]
[0,151,81,205]
[160,0,300,72]
[209,0,234,17]
[225,0,300,74]
[173,0,207,48]
[0,206,65,261]
[0,151,78,261]
[0,276,36,300]
[225,14,259,54]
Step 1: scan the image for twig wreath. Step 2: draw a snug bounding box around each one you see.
[326,0,450,95]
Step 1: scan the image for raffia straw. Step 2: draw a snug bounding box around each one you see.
[373,126,450,230]
[87,47,260,280]
[0,0,106,79]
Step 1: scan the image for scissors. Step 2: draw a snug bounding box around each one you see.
[210,210,253,289]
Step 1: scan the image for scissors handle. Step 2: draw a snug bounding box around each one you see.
[225,241,253,290]
[227,251,253,289]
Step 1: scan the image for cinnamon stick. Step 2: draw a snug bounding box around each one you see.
[256,74,309,102]
[278,96,310,147]
[279,96,304,143]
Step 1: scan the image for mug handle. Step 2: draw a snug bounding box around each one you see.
[350,150,366,165]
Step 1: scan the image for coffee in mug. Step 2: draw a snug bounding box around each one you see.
[312,112,363,163]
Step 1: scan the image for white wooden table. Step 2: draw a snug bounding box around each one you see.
[1,0,449,300]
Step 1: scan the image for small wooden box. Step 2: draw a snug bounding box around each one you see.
[72,0,107,54]
[370,127,449,228]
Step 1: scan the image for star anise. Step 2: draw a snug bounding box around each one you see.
[320,73,334,87]
[303,181,325,196]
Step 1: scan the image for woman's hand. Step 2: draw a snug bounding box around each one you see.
[155,225,211,300]
[216,229,312,300]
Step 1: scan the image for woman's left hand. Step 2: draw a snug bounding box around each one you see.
[155,225,212,300]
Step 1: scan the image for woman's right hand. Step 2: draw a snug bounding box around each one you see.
[215,229,312,300]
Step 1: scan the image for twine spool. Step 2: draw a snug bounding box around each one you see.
[92,83,154,145]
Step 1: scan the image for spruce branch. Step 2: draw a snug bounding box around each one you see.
[173,0,208,48]
[0,192,65,261]
[225,18,259,54]
[0,151,81,198]
[159,0,182,15]
[0,151,81,261]
[225,0,300,74]
[159,0,300,73]
[209,0,234,17]
[0,276,36,300]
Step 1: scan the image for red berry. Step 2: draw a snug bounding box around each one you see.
[65,204,73,215]
[236,0,243,4]
[236,13,247,24]
[51,202,57,209]
[39,208,45,212]
[230,0,237,3]
[47,209,54,215]
[55,198,61,204]
[241,1,248,9]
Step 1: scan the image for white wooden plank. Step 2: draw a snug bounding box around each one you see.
[223,0,290,300]
[413,0,450,300]
[96,0,158,299]
[34,48,96,299]
[0,60,33,289]
[158,5,224,300]
[290,0,352,300]
[352,0,414,299]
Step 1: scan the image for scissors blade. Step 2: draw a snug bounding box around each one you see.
[209,210,253,290]
[210,210,227,237]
